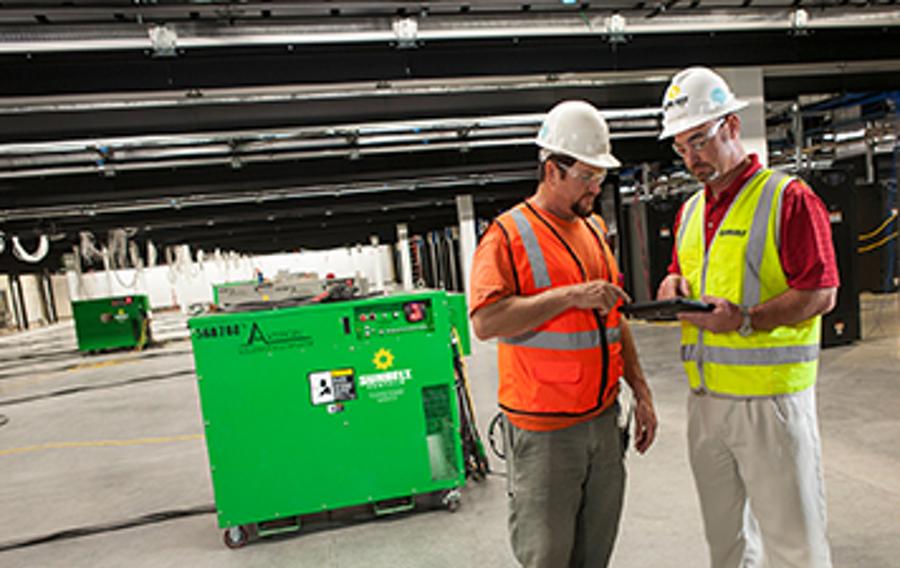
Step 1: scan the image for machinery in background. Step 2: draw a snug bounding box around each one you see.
[770,91,898,294]
[403,228,465,292]
[71,295,152,353]
[835,153,898,294]
[619,191,692,304]
[855,181,898,293]
[802,167,861,347]
[189,289,486,548]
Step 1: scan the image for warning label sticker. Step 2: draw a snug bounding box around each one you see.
[309,368,356,406]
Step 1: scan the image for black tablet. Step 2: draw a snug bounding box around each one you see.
[619,299,714,321]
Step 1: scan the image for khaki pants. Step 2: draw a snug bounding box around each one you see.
[505,406,625,568]
[688,387,832,568]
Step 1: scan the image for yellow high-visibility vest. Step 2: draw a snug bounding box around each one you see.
[676,168,820,396]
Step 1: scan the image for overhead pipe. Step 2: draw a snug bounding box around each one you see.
[0,108,662,178]
[4,57,900,119]
[0,109,661,156]
[0,71,675,116]
[0,8,897,54]
[0,129,661,181]
[0,168,537,222]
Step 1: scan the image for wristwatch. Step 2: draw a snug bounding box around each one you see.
[738,306,753,337]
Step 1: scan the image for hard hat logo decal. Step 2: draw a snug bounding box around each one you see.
[373,348,395,371]
[710,87,727,105]
[666,85,682,100]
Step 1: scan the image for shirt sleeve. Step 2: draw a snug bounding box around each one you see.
[779,179,840,290]
[468,222,517,317]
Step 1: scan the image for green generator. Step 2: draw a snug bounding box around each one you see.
[71,295,152,353]
[189,290,475,548]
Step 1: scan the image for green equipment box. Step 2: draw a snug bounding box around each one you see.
[71,295,152,353]
[189,290,472,547]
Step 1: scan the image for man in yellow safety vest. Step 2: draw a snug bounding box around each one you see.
[657,67,839,568]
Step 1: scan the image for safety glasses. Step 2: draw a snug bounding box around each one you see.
[672,118,726,157]
[556,162,607,186]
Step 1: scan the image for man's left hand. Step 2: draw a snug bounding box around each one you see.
[678,295,741,333]
[632,397,657,454]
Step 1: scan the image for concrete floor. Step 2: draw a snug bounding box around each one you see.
[0,295,898,567]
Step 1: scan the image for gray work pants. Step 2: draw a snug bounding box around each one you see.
[505,406,625,568]
[688,387,832,568]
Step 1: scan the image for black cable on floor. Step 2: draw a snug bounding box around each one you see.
[0,347,83,367]
[0,504,216,553]
[0,369,195,407]
[0,343,187,370]
[0,347,192,382]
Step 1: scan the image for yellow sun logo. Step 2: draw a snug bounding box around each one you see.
[666,84,681,100]
[372,348,395,371]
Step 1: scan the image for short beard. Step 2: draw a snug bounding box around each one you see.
[571,198,595,218]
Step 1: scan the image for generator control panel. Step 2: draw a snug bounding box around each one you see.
[352,299,434,339]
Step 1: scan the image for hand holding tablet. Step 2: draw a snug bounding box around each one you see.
[619,298,714,321]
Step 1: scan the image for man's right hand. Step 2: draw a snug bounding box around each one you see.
[569,280,631,315]
[657,273,691,300]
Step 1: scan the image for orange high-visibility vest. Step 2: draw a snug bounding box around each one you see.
[493,201,624,420]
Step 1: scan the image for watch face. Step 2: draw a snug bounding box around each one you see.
[739,311,753,336]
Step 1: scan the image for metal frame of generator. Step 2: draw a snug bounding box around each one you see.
[189,290,472,548]
[71,295,152,353]
[212,275,369,310]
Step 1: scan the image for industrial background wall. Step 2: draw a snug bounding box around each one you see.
[0,1,899,273]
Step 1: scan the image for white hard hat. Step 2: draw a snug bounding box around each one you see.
[658,66,748,139]
[536,100,621,169]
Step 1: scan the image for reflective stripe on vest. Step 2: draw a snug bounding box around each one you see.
[586,216,607,241]
[510,208,552,289]
[743,169,782,307]
[681,343,819,365]
[676,195,701,252]
[500,325,622,350]
[677,168,821,397]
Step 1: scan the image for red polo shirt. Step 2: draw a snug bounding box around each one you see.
[668,154,839,290]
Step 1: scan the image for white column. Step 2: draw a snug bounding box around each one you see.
[718,66,768,167]
[455,194,477,298]
[396,223,413,290]
[369,235,384,291]
[21,274,46,326]
[5,274,23,329]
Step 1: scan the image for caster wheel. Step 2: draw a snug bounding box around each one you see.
[442,490,461,513]
[223,526,248,549]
